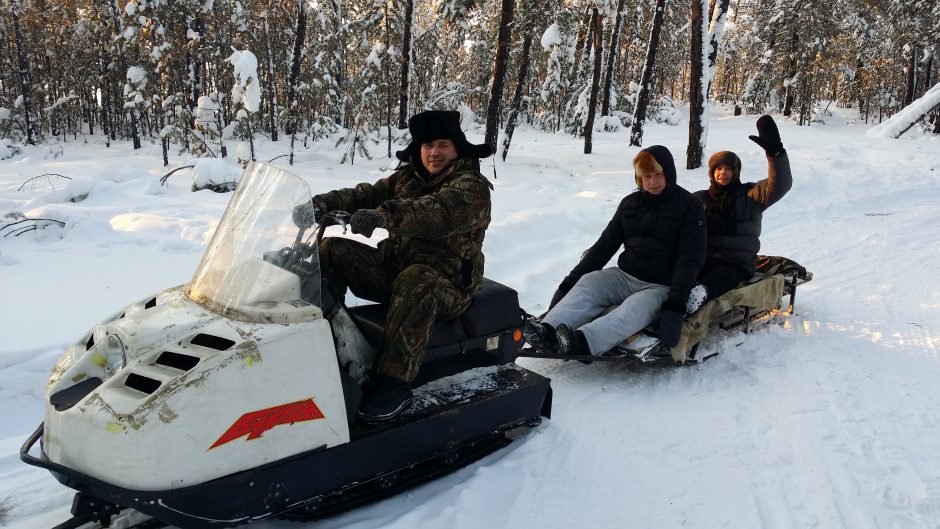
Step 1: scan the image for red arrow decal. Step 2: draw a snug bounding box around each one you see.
[209,398,325,450]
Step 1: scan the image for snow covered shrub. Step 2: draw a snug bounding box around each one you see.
[309,116,340,141]
[191,158,241,193]
[810,100,835,124]
[62,180,94,203]
[0,138,20,160]
[610,110,633,128]
[596,116,622,132]
[651,97,682,126]
[235,142,252,165]
[0,211,65,241]
[194,95,224,156]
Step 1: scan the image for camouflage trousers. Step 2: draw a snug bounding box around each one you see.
[319,237,472,382]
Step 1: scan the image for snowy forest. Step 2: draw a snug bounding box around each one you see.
[2,0,939,168]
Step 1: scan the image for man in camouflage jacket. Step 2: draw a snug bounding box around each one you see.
[305,110,493,422]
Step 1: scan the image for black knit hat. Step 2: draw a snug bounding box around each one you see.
[708,151,741,184]
[395,110,493,162]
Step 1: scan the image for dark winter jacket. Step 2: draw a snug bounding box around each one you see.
[559,146,707,309]
[312,157,493,291]
[693,152,792,274]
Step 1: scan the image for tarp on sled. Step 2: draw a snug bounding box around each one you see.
[670,256,810,364]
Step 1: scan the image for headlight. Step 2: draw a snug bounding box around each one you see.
[102,334,127,374]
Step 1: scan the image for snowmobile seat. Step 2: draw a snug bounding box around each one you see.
[346,278,523,370]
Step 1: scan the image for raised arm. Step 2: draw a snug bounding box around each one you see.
[746,115,793,208]
[748,151,792,208]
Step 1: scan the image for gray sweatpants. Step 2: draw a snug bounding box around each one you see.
[542,267,668,355]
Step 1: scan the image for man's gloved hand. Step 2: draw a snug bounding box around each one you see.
[657,300,686,348]
[292,202,320,228]
[748,115,784,156]
[350,208,386,238]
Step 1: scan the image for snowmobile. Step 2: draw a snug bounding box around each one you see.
[519,256,812,366]
[20,162,552,529]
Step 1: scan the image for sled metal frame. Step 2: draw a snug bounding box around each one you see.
[518,271,809,367]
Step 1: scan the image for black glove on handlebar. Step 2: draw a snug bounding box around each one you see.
[350,209,387,238]
[292,202,320,228]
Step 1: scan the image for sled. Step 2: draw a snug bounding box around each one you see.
[518,256,812,366]
[20,163,552,529]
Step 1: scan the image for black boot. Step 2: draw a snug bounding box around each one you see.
[523,320,558,353]
[556,323,593,364]
[358,373,414,423]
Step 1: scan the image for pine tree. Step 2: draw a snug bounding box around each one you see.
[630,0,666,147]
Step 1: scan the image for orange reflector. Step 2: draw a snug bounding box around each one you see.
[512,329,523,342]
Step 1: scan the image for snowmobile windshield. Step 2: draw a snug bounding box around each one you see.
[187,162,324,324]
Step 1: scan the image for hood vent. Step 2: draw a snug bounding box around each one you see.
[190,333,235,351]
[125,373,161,394]
[155,351,200,371]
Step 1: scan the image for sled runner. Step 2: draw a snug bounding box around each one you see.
[519,256,812,366]
[20,163,552,529]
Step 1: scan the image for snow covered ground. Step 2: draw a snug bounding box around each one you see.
[2,108,939,529]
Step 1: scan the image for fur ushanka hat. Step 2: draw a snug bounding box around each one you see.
[395,110,493,163]
[707,150,742,184]
[633,145,677,189]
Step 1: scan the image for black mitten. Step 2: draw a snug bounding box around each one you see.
[350,209,387,237]
[748,115,784,156]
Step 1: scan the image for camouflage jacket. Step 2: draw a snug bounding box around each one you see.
[312,158,493,292]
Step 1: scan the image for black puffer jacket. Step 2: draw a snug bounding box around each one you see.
[693,152,792,274]
[560,145,707,308]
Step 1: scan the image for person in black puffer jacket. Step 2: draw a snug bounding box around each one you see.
[524,145,706,357]
[685,115,793,314]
